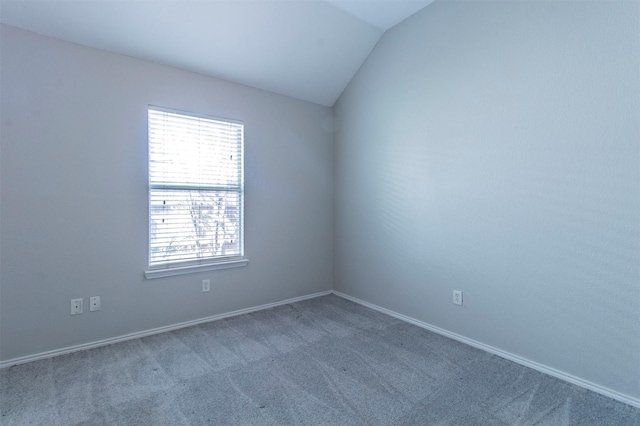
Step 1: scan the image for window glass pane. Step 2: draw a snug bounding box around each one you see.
[149,111,243,188]
[150,189,242,264]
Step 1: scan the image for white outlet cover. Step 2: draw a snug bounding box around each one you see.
[453,290,463,306]
[70,298,83,315]
[89,296,101,311]
[202,279,210,292]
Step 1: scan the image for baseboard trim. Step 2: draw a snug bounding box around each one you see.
[0,290,332,369]
[332,290,640,409]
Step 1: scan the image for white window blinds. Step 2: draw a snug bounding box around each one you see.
[148,106,244,269]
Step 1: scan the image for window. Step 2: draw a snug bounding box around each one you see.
[145,106,248,279]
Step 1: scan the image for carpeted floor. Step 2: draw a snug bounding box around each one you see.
[1,294,639,425]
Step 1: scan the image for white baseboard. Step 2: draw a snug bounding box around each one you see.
[3,288,637,409]
[0,290,332,369]
[332,290,640,409]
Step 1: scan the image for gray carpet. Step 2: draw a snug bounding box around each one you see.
[1,294,639,425]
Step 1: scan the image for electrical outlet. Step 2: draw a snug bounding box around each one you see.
[89,296,101,312]
[453,290,463,306]
[202,279,210,292]
[71,298,83,315]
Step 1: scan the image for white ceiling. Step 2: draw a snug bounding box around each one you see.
[326,0,434,31]
[0,0,434,106]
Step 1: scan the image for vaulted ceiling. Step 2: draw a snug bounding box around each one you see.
[0,0,434,106]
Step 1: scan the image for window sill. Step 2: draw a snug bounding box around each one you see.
[145,258,249,279]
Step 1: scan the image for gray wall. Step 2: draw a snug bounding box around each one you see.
[334,0,640,400]
[0,25,333,361]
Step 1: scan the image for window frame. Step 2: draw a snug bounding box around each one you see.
[144,105,248,279]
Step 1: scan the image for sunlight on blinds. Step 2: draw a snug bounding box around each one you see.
[148,107,244,268]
